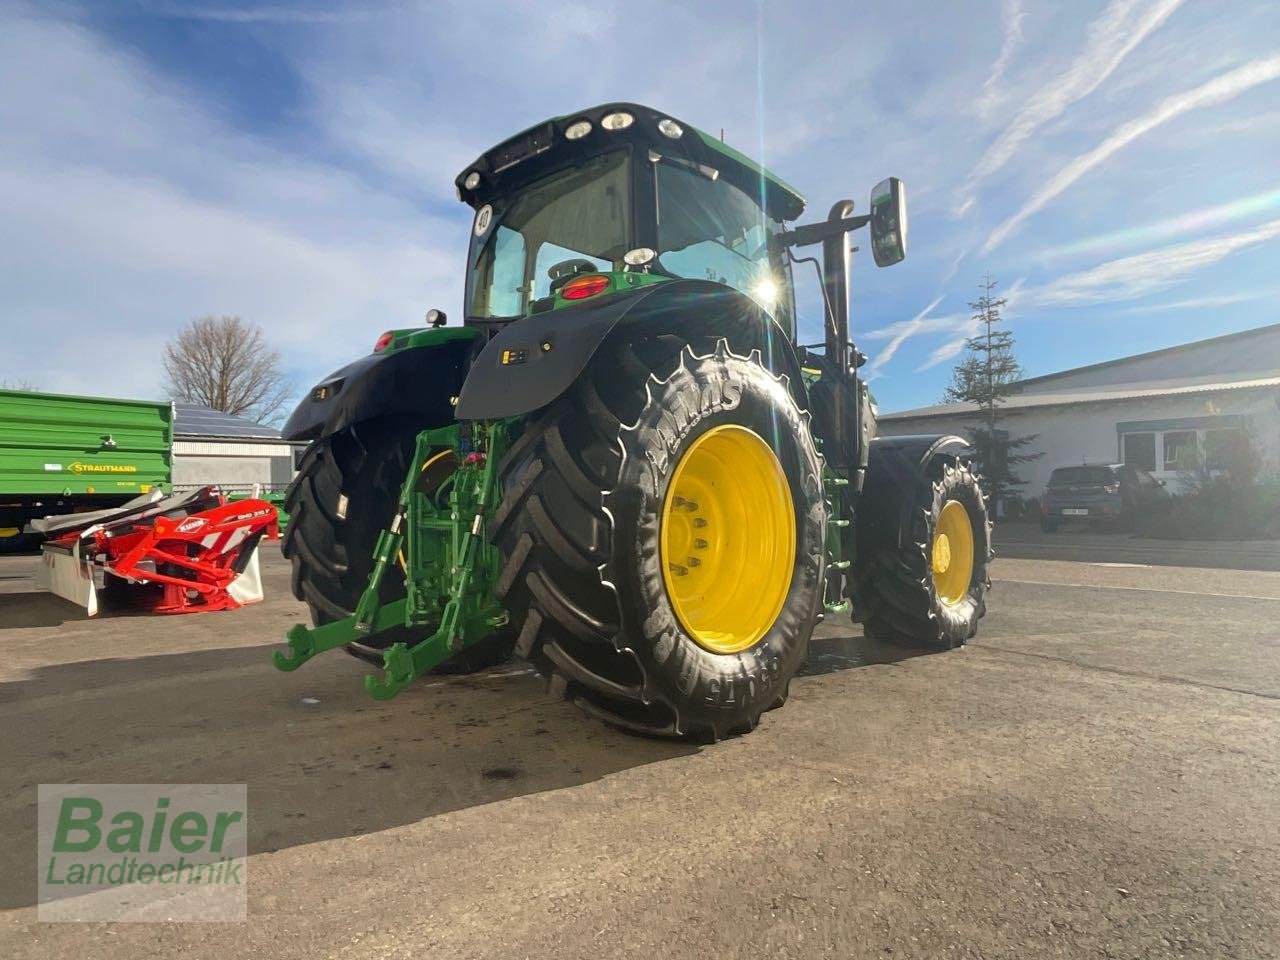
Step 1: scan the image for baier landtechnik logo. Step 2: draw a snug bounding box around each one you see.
[37,784,247,922]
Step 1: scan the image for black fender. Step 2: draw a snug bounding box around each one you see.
[860,434,975,552]
[454,279,808,420]
[282,331,479,442]
[868,434,973,473]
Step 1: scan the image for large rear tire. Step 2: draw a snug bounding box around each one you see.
[282,418,512,673]
[853,455,991,648]
[492,338,826,740]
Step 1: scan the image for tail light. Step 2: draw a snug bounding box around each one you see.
[1103,482,1119,494]
[373,331,394,352]
[561,274,611,301]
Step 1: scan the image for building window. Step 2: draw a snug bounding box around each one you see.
[1204,429,1246,471]
[1162,430,1198,470]
[1122,432,1155,472]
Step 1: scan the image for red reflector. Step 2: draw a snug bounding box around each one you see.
[373,331,394,352]
[561,274,611,300]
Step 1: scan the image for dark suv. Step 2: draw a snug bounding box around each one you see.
[1040,463,1170,532]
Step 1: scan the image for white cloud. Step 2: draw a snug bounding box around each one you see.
[959,0,1184,211]
[976,0,1027,118]
[1035,185,1280,261]
[860,296,952,378]
[916,328,977,372]
[0,8,462,397]
[1116,290,1275,314]
[915,277,1025,372]
[1025,217,1280,306]
[983,54,1280,252]
[147,4,377,23]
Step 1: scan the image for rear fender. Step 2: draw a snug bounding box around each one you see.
[282,329,479,442]
[454,279,807,420]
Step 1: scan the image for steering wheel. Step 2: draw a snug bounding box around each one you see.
[547,258,599,294]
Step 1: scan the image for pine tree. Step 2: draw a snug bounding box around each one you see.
[943,274,1041,511]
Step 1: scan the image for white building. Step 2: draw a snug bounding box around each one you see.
[172,404,299,493]
[878,323,1280,500]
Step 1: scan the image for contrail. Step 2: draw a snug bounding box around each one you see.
[862,296,946,379]
[983,54,1280,253]
[977,0,1027,118]
[1036,186,1280,261]
[1027,217,1280,305]
[916,278,1026,371]
[957,0,1183,214]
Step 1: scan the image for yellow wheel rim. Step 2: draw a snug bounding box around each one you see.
[932,500,975,606]
[660,425,795,654]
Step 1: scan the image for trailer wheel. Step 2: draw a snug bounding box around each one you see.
[853,455,991,649]
[492,338,826,740]
[283,418,512,673]
[0,528,36,554]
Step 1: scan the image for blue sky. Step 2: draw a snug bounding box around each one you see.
[2,0,1278,414]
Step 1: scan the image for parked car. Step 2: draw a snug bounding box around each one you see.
[1040,463,1170,532]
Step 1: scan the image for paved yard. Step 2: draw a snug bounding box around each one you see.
[995,520,1280,571]
[1,546,1278,958]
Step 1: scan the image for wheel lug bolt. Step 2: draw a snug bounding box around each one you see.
[673,496,699,512]
[693,517,708,528]
[694,538,708,549]
[687,556,700,567]
[669,563,688,576]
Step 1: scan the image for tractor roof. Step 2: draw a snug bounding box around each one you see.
[454,102,807,222]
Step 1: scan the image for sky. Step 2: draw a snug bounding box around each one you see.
[1,0,1278,416]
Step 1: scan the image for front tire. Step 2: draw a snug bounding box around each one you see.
[492,338,826,740]
[854,455,992,648]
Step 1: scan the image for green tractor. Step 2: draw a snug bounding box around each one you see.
[274,103,992,740]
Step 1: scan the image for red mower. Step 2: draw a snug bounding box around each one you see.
[29,487,278,616]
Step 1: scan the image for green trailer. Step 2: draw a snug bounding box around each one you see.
[0,388,172,551]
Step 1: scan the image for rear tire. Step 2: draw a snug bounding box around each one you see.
[492,338,826,740]
[854,456,991,649]
[282,418,512,673]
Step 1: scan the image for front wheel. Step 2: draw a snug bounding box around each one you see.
[854,454,992,648]
[492,338,826,740]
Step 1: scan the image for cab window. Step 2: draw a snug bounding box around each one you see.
[656,160,792,327]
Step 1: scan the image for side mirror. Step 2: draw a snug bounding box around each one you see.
[869,177,908,267]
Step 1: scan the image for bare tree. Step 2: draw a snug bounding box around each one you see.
[162,315,293,424]
[0,378,39,391]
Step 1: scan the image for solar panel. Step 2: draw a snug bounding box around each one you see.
[172,403,282,439]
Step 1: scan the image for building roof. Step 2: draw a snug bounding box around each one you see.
[880,375,1280,421]
[882,322,1280,422]
[1015,321,1280,394]
[173,403,282,440]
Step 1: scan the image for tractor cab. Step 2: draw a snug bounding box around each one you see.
[456,103,806,336]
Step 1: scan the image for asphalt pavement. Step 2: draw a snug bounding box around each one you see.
[1,544,1278,958]
[996,520,1280,571]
